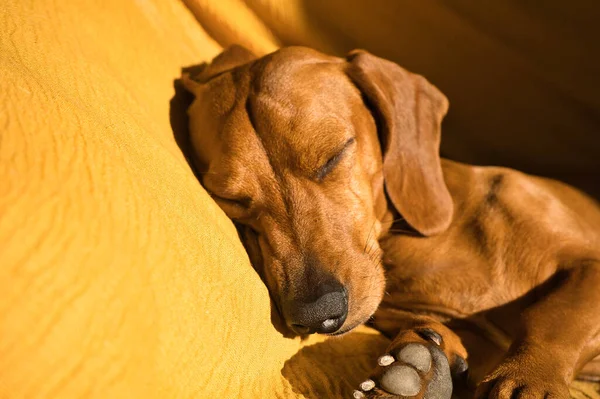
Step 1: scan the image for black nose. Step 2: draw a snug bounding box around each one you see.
[285,284,348,335]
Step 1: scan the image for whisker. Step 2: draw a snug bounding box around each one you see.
[366,240,376,256]
[387,228,418,235]
[367,245,378,257]
[363,221,376,254]
[367,252,379,265]
[370,249,383,263]
[357,294,386,302]
[372,246,383,259]
[379,216,406,224]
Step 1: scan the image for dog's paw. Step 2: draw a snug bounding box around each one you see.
[354,330,455,399]
[474,355,570,399]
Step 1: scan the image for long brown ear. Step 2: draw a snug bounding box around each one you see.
[346,50,453,236]
[181,45,256,92]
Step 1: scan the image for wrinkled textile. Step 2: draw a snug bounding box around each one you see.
[0,0,387,398]
[1,0,598,398]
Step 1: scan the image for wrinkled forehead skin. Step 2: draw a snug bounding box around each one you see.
[185,47,387,336]
[189,48,369,181]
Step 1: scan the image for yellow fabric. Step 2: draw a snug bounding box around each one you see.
[1,1,598,399]
[0,0,387,398]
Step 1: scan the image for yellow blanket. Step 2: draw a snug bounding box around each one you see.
[1,0,598,397]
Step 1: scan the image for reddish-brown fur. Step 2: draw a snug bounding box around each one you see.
[182,46,600,398]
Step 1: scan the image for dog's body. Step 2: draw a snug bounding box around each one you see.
[182,46,600,399]
[375,160,600,384]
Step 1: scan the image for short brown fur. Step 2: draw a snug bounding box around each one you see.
[183,46,600,398]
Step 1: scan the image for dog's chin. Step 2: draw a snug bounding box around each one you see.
[291,320,364,339]
[326,322,361,337]
[325,312,374,337]
[276,312,371,338]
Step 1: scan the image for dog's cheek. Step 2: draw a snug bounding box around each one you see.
[239,228,289,314]
[237,226,268,281]
[251,232,289,304]
[343,252,386,329]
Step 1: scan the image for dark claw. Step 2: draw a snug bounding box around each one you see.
[451,355,468,376]
[451,355,469,387]
[416,328,443,346]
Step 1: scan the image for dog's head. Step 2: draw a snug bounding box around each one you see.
[182,46,452,336]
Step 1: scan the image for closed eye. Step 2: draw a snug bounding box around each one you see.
[316,137,356,180]
[210,194,252,210]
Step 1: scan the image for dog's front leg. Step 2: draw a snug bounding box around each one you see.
[354,315,468,399]
[475,259,600,399]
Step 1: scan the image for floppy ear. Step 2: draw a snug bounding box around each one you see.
[346,50,453,236]
[181,45,256,92]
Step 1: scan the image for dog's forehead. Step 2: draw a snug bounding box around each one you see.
[240,50,359,169]
[250,48,351,107]
[250,46,343,89]
[201,48,366,194]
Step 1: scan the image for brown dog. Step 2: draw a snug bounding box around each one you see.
[182,46,600,399]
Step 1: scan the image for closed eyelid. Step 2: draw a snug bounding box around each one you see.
[315,137,356,180]
[211,193,252,208]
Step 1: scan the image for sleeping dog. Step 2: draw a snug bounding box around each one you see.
[182,46,600,399]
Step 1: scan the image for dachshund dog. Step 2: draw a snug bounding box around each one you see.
[182,46,600,399]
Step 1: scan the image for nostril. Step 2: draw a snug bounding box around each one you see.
[287,292,348,335]
[318,317,341,334]
[321,318,337,331]
[284,282,349,335]
[291,324,311,335]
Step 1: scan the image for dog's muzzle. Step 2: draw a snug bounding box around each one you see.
[282,281,348,335]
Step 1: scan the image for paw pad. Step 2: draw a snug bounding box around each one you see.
[380,364,421,396]
[356,342,453,399]
[396,343,432,373]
